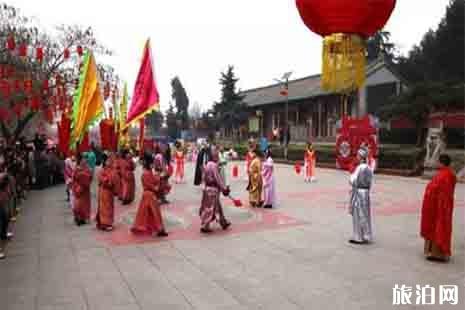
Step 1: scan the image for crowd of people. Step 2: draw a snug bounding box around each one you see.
[0,134,458,264]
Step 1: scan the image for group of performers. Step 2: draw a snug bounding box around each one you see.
[8,135,453,264]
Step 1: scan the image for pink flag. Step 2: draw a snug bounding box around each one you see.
[125,39,160,128]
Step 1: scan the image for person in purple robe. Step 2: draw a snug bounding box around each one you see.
[199,148,231,233]
[262,148,276,209]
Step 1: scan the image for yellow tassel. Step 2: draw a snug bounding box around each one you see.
[321,33,366,93]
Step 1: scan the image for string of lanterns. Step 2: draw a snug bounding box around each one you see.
[0,33,119,124]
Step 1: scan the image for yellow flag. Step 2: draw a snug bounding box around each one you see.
[70,51,104,148]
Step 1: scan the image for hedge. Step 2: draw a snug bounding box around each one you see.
[230,143,422,170]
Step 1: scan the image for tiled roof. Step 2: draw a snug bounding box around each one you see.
[241,59,399,107]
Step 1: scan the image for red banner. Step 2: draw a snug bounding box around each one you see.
[336,115,378,171]
[57,114,71,157]
[99,119,118,152]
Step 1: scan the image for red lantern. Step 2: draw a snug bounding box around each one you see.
[43,79,49,90]
[24,79,33,94]
[18,43,27,57]
[6,35,15,51]
[30,96,41,111]
[295,0,396,92]
[63,48,70,59]
[36,47,44,62]
[77,45,83,56]
[232,165,239,178]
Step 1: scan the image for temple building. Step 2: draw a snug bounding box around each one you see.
[241,58,406,142]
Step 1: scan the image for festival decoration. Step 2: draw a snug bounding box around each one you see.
[18,43,27,57]
[124,39,160,129]
[335,115,378,171]
[70,51,104,149]
[295,0,396,92]
[294,161,302,175]
[77,45,83,56]
[64,48,70,59]
[57,113,71,157]
[6,35,15,51]
[36,47,44,62]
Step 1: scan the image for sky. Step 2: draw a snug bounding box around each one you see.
[9,0,450,113]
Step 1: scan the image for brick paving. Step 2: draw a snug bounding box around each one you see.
[1,162,464,310]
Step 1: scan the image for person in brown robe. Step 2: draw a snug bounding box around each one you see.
[114,152,124,201]
[247,149,263,207]
[121,150,136,205]
[72,153,93,226]
[131,153,168,237]
[96,154,115,231]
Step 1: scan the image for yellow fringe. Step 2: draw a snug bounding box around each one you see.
[321,33,366,93]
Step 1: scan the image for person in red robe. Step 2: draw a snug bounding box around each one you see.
[121,150,136,205]
[96,154,115,231]
[116,152,125,201]
[174,142,185,184]
[420,154,457,262]
[72,153,93,226]
[111,153,123,198]
[131,154,168,237]
[155,153,171,205]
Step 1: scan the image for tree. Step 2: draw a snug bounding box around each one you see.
[379,82,464,146]
[145,110,164,135]
[213,65,248,141]
[165,102,178,139]
[0,3,116,139]
[366,30,396,62]
[380,0,464,146]
[171,76,189,130]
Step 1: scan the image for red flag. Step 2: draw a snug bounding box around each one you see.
[125,39,159,129]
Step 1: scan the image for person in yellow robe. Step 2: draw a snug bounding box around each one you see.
[247,149,263,207]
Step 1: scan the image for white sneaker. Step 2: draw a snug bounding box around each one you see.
[0,252,5,259]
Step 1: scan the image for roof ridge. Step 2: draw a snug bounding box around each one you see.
[240,73,321,94]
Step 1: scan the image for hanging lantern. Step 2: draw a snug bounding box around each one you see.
[295,0,396,92]
[6,35,15,51]
[42,79,49,90]
[76,45,83,56]
[24,79,33,94]
[63,48,70,59]
[36,47,44,62]
[18,43,28,57]
[0,80,11,98]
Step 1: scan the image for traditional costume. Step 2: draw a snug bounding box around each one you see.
[155,153,171,204]
[131,168,167,236]
[113,155,123,201]
[348,149,374,244]
[304,148,316,182]
[420,165,456,261]
[247,155,263,207]
[174,150,185,183]
[121,156,136,204]
[244,150,253,181]
[72,162,93,225]
[96,164,115,231]
[262,154,276,208]
[194,145,210,186]
[199,155,231,233]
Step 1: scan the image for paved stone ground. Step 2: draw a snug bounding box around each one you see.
[1,162,464,310]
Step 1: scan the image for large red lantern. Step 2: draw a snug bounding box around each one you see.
[295,0,396,92]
